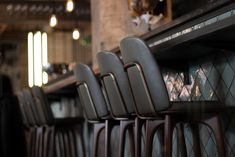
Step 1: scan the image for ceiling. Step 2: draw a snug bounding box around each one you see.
[0,0,91,37]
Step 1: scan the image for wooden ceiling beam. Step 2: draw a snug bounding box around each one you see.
[0,0,90,6]
[0,24,7,35]
[0,0,91,23]
[0,12,90,24]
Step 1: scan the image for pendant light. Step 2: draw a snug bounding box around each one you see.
[49,14,57,27]
[72,12,80,40]
[66,0,74,12]
[72,28,80,40]
[49,0,57,27]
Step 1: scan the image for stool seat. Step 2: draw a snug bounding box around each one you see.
[162,101,225,114]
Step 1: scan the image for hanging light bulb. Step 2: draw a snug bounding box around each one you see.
[66,0,74,12]
[72,28,80,40]
[49,14,57,27]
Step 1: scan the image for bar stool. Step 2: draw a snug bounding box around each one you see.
[17,92,35,126]
[97,51,137,157]
[31,86,55,157]
[23,89,46,125]
[21,89,43,157]
[31,86,54,125]
[74,64,111,157]
[120,37,227,157]
[23,89,42,125]
[17,93,30,125]
[18,91,39,157]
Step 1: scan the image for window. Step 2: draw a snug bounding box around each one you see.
[28,31,48,87]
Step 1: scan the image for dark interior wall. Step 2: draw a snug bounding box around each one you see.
[0,31,29,93]
[0,41,27,93]
[18,38,28,91]
[172,0,229,19]
[158,50,235,156]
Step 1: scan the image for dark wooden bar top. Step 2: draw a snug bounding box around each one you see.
[43,1,235,94]
[43,68,100,94]
[43,71,76,94]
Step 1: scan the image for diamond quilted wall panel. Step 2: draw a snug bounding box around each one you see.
[151,50,235,157]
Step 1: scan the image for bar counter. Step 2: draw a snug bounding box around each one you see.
[43,1,235,94]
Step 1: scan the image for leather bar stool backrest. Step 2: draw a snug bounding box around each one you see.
[97,51,136,157]
[24,89,47,125]
[97,51,135,119]
[120,37,170,118]
[74,64,109,122]
[22,89,41,125]
[19,91,36,126]
[31,86,54,125]
[17,92,30,125]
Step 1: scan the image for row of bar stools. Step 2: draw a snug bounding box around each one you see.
[18,84,89,157]
[18,86,87,157]
[74,62,136,157]
[74,51,176,157]
[74,36,229,157]
[74,54,154,157]
[17,87,54,157]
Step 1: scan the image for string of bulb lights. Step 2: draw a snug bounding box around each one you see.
[49,0,80,40]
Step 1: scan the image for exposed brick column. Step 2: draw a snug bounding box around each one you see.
[91,0,172,68]
[91,0,134,67]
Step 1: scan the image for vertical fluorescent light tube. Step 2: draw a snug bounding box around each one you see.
[33,31,43,86]
[28,32,34,87]
[42,33,48,84]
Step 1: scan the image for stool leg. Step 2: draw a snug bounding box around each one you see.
[93,123,105,157]
[78,124,87,157]
[30,128,36,157]
[202,116,226,157]
[176,123,187,157]
[119,120,134,157]
[42,126,49,157]
[37,127,43,157]
[189,123,201,157]
[135,118,144,157]
[157,126,164,157]
[145,120,164,157]
[105,120,116,157]
[27,128,34,157]
[164,115,176,157]
[48,127,55,157]
[128,127,135,157]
